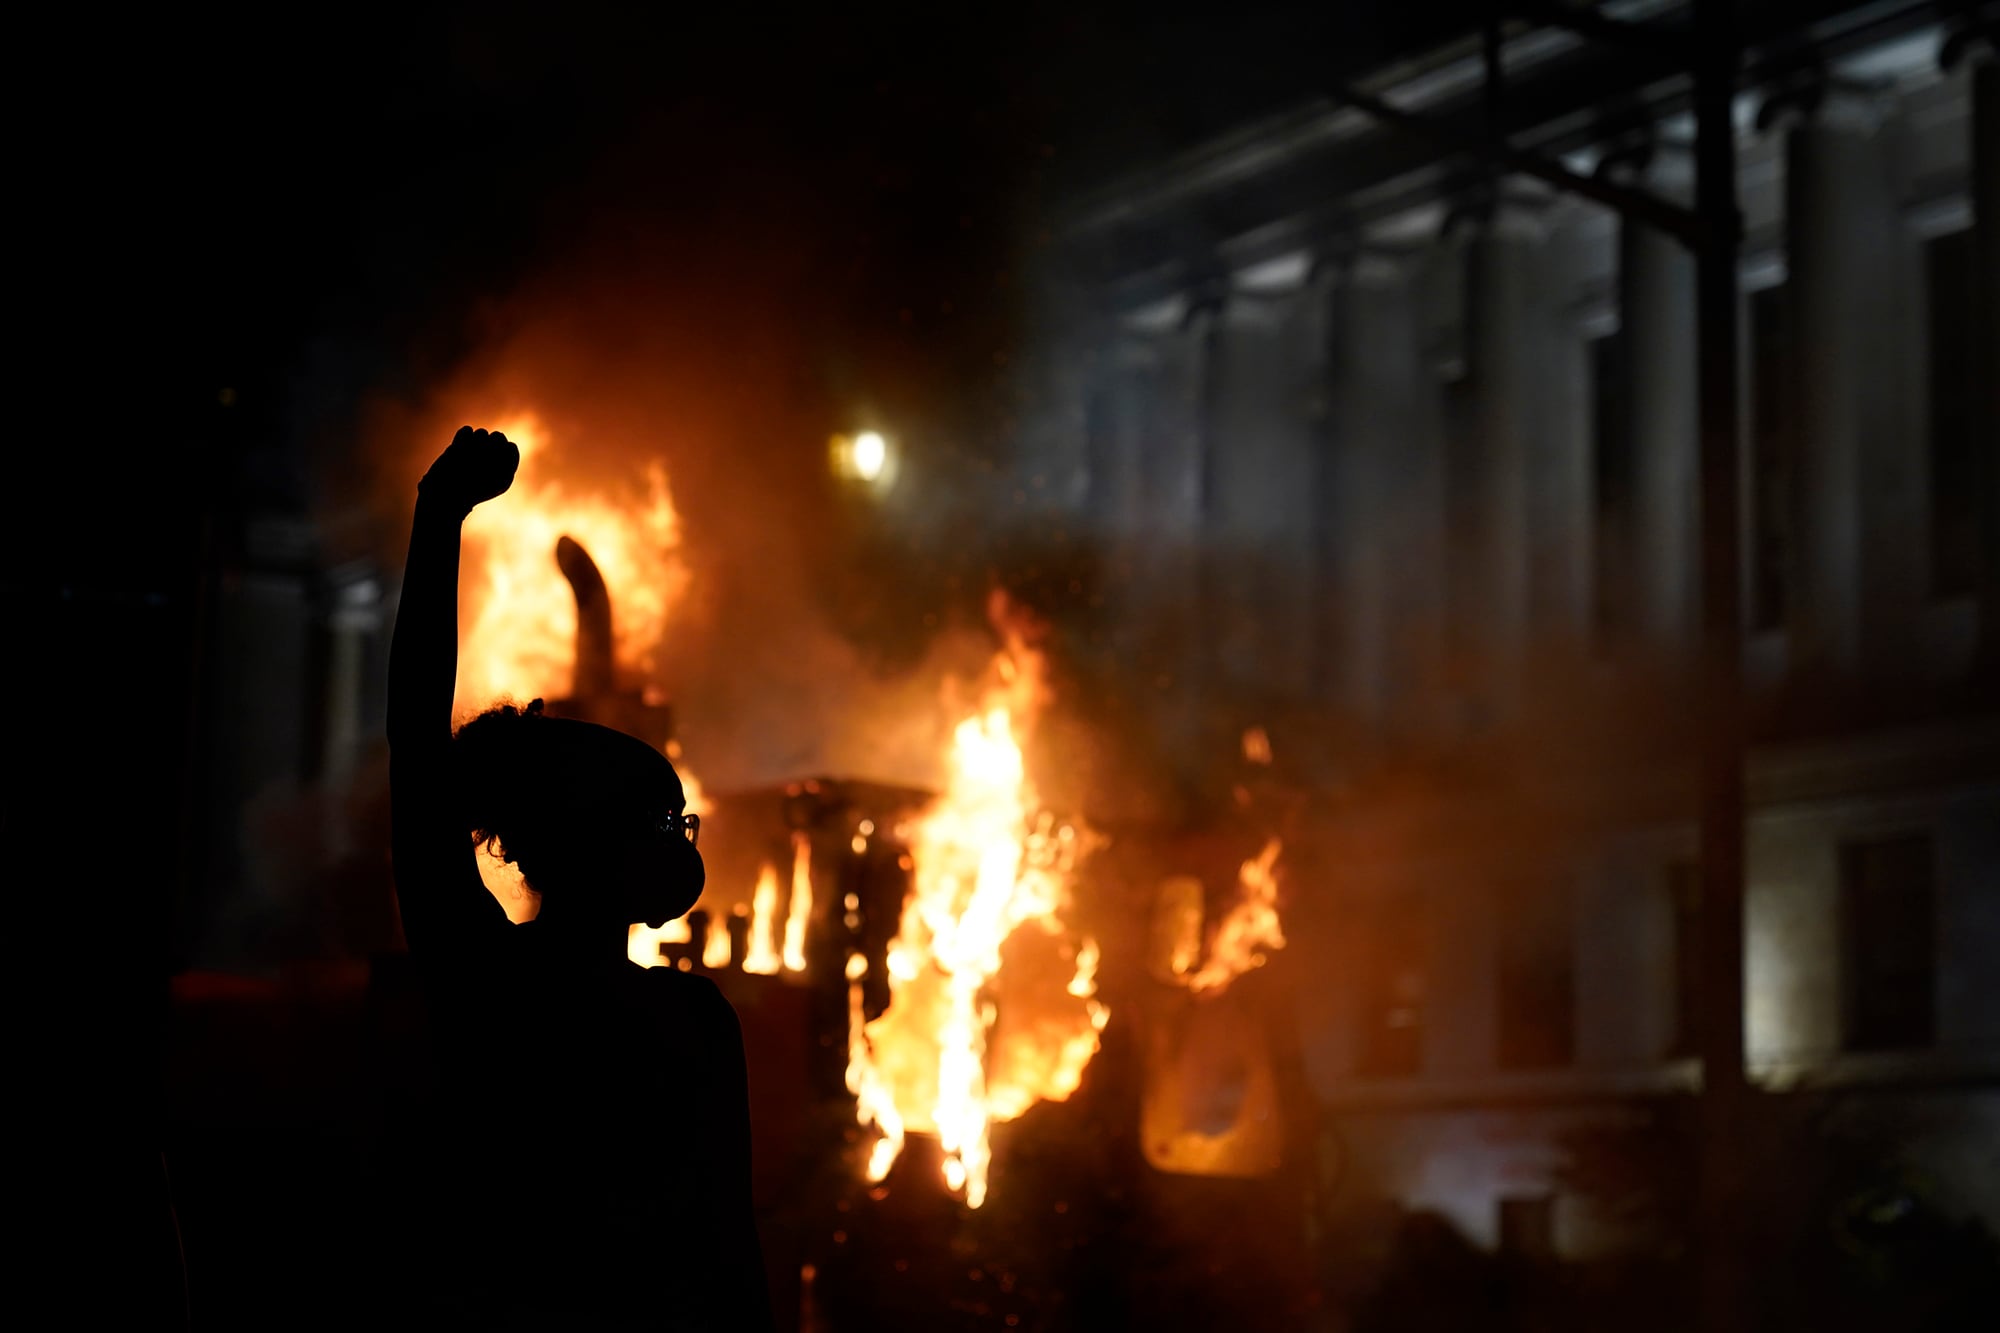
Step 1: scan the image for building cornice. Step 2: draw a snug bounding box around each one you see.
[1052,1,1947,312]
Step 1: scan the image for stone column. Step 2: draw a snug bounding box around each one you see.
[1784,99,1917,687]
[1084,334,1156,678]
[1450,201,1551,715]
[1620,161,1701,655]
[1204,286,1323,702]
[1326,253,1429,724]
[1084,337,1148,541]
[1131,302,1221,786]
[1527,202,1595,652]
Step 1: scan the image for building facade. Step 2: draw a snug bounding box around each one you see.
[1007,0,2000,1289]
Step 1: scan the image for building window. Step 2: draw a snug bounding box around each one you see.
[1590,331,1633,645]
[1354,895,1427,1077]
[1667,860,1702,1059]
[1840,833,1937,1053]
[1748,284,1792,632]
[1498,880,1576,1070]
[1925,230,1980,598]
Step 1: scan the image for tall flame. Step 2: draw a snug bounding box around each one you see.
[741,863,784,975]
[703,909,735,969]
[845,599,1105,1208]
[782,833,813,973]
[1180,837,1286,995]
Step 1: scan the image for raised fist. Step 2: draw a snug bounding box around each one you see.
[419,426,520,515]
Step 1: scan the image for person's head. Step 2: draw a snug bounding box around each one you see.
[452,700,704,935]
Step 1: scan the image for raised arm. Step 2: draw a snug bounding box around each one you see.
[387,426,520,959]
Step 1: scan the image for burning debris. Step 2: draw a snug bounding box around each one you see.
[1140,734,1293,1180]
[844,592,1107,1208]
[442,419,1118,1210]
[1178,837,1287,996]
[1153,728,1289,997]
[453,415,687,724]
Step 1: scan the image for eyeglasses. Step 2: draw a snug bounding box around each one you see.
[652,810,701,847]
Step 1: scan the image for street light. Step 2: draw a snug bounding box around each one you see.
[852,431,887,481]
[830,430,896,489]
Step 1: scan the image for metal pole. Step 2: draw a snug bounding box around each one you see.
[1692,1,1748,1329]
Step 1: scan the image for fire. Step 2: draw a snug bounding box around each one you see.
[845,596,1105,1208]
[703,908,736,968]
[1180,837,1286,995]
[741,863,784,975]
[627,916,693,969]
[437,413,704,932]
[782,833,813,973]
[453,415,687,720]
[1241,726,1273,766]
[734,838,812,976]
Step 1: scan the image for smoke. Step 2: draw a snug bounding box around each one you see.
[354,200,1028,795]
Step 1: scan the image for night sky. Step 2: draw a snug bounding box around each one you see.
[34,4,1483,548]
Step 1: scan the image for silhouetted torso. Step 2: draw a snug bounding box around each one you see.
[393,773,771,1331]
[419,923,759,1328]
[387,430,771,1331]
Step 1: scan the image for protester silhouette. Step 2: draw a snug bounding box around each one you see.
[388,426,773,1330]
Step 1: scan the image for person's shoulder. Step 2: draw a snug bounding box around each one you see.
[632,965,741,1029]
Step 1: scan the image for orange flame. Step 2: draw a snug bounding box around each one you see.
[845,602,1105,1208]
[702,908,735,969]
[782,833,813,973]
[453,415,688,721]
[742,863,784,975]
[1241,726,1273,766]
[627,917,693,969]
[1181,837,1286,995]
[441,414,703,929]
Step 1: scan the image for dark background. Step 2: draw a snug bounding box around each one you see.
[20,2,1495,1315]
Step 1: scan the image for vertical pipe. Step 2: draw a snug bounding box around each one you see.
[1692,2,1748,1330]
[1974,61,2000,678]
[1787,111,1904,686]
[555,535,615,702]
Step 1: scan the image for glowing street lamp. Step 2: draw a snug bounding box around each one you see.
[851,431,887,481]
[830,429,896,488]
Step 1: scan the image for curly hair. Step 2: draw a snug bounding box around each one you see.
[449,699,687,903]
[450,698,554,867]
